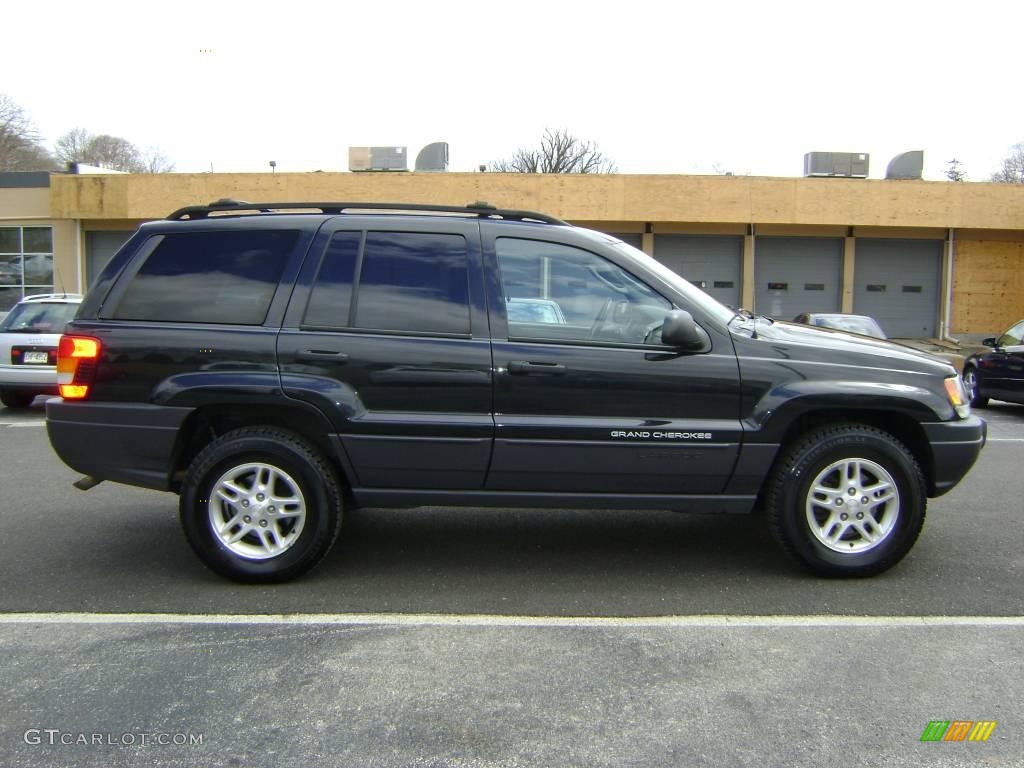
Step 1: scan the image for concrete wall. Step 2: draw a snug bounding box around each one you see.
[50,172,1024,230]
[0,187,50,219]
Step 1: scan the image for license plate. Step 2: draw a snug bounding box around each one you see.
[23,351,49,364]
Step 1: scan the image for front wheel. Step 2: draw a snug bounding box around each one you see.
[764,424,926,577]
[180,427,343,583]
[963,366,989,408]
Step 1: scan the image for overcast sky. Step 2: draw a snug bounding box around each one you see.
[4,0,1021,181]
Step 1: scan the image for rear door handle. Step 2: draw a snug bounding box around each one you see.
[508,361,567,375]
[296,349,349,363]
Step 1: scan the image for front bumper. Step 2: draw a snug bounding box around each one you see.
[922,415,987,497]
[46,399,193,491]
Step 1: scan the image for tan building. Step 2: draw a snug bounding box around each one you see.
[3,170,1023,337]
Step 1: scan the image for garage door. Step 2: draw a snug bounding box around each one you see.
[653,235,742,308]
[85,231,134,287]
[854,239,941,338]
[607,233,642,250]
[755,237,842,320]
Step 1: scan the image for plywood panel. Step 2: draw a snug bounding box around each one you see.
[952,239,1024,333]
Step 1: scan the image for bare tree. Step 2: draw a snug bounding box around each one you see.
[0,94,58,171]
[53,128,92,165]
[945,158,966,182]
[489,128,616,173]
[141,146,176,173]
[991,143,1024,183]
[55,128,175,173]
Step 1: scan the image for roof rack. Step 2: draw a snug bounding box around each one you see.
[166,199,569,226]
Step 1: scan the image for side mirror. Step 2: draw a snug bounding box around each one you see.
[661,309,707,349]
[982,337,997,348]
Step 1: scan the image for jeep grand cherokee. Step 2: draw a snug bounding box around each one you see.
[46,201,985,582]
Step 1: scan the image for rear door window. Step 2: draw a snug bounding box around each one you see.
[112,230,297,324]
[304,231,470,336]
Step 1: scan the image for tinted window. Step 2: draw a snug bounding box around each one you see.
[113,230,296,324]
[304,231,361,327]
[354,232,469,335]
[496,238,670,344]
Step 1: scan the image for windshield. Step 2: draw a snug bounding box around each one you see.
[605,239,737,325]
[0,301,79,333]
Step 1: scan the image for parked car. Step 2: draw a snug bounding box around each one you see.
[506,297,567,325]
[962,319,1024,407]
[0,259,21,286]
[792,312,965,372]
[46,200,984,582]
[0,293,83,409]
[792,312,886,339]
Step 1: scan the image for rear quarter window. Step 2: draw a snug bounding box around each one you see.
[112,230,297,324]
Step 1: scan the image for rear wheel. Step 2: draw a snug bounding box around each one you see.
[180,427,343,583]
[764,424,926,577]
[0,390,35,409]
[963,366,989,408]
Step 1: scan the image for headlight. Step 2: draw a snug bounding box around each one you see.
[944,375,971,418]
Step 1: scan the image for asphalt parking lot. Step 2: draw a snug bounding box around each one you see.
[1,400,1022,767]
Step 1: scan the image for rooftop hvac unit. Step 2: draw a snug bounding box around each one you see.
[885,150,924,180]
[415,142,449,172]
[803,152,869,178]
[349,146,408,172]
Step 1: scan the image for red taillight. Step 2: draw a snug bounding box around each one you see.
[57,335,101,399]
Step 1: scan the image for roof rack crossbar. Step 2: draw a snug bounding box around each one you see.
[166,200,569,225]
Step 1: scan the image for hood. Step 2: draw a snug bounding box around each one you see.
[739,319,957,376]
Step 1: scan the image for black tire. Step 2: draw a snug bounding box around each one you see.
[0,390,36,409]
[963,366,989,408]
[180,427,343,583]
[764,424,926,577]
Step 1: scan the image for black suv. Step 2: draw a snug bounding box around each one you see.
[47,201,986,582]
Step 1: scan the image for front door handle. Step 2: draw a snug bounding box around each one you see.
[296,349,349,363]
[508,361,567,375]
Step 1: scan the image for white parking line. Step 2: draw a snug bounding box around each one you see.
[987,437,1024,442]
[0,613,1021,628]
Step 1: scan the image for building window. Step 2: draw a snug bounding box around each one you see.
[0,226,54,311]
